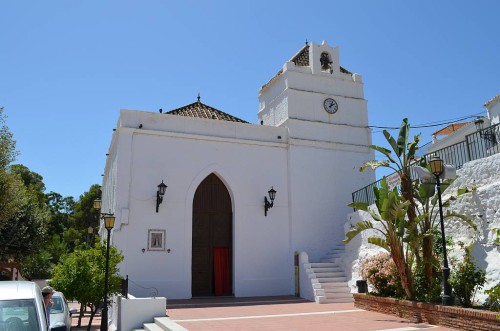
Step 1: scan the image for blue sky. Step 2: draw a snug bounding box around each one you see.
[1,0,499,199]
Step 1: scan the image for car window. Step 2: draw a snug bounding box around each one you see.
[50,296,64,314]
[0,299,41,331]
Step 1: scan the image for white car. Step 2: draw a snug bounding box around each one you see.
[49,292,77,331]
[0,281,49,331]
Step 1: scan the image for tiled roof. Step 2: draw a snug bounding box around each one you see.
[484,94,500,108]
[261,44,353,91]
[290,45,310,66]
[431,122,470,136]
[166,101,248,123]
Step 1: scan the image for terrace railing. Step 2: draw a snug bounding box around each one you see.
[351,122,500,206]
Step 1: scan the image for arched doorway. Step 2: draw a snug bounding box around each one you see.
[192,173,233,297]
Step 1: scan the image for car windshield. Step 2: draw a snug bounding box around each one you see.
[50,296,64,314]
[0,299,41,331]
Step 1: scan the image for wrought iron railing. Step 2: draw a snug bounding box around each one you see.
[352,122,500,206]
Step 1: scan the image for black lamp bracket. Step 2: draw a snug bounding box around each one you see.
[156,190,164,213]
[264,196,274,217]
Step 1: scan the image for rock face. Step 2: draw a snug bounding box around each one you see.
[343,153,500,303]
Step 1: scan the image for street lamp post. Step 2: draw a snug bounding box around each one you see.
[94,198,116,331]
[87,226,94,246]
[429,156,454,306]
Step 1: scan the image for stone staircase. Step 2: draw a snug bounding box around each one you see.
[132,316,187,331]
[304,245,353,304]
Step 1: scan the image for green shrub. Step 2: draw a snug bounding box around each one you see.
[360,252,404,298]
[449,244,486,307]
[413,261,442,303]
[485,283,500,311]
[493,228,500,246]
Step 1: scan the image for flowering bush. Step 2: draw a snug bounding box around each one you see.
[360,252,404,297]
[449,243,486,308]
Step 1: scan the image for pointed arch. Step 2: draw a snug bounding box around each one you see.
[191,173,233,296]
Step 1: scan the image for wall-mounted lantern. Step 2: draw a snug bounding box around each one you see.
[93,198,102,211]
[156,180,168,213]
[264,187,277,216]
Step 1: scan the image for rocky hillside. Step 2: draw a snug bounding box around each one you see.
[343,153,500,303]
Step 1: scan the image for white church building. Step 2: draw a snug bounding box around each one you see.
[100,40,375,300]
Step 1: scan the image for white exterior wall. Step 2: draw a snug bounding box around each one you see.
[107,111,292,299]
[486,98,500,125]
[288,144,374,261]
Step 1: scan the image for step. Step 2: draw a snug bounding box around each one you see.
[323,286,351,293]
[326,250,345,255]
[307,267,342,273]
[310,262,340,268]
[311,271,345,278]
[319,257,342,263]
[308,272,345,279]
[324,292,353,299]
[311,277,347,283]
[144,323,165,331]
[323,254,343,259]
[316,296,354,304]
[154,317,188,331]
[314,288,351,296]
[313,282,349,289]
[325,254,344,257]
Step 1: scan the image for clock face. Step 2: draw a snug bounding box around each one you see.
[323,98,338,114]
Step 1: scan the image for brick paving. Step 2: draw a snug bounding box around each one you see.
[69,302,100,331]
[68,296,459,330]
[166,296,459,331]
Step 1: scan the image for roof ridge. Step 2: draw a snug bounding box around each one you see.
[484,94,500,108]
[165,101,248,123]
[290,44,310,66]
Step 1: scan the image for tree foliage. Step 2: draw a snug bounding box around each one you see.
[0,166,50,262]
[349,117,477,302]
[344,178,416,299]
[72,184,101,232]
[0,107,22,231]
[50,242,124,330]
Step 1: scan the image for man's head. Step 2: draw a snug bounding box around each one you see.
[41,286,54,298]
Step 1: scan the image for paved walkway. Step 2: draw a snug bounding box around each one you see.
[68,296,459,330]
[69,302,100,331]
[166,296,458,331]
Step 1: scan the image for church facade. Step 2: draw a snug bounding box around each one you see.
[100,40,375,299]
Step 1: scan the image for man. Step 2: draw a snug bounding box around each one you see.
[41,286,54,328]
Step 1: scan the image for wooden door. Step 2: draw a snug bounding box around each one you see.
[192,174,233,297]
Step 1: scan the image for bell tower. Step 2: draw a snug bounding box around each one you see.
[257,40,375,257]
[258,40,368,146]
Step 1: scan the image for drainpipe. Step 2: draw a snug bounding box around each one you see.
[294,251,300,297]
